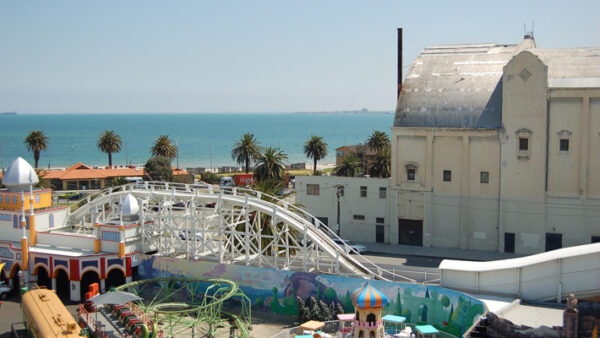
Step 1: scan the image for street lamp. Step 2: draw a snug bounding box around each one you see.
[334,184,344,236]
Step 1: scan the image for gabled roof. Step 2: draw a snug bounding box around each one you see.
[394,41,523,129]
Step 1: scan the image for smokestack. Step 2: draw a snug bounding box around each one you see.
[397,28,403,100]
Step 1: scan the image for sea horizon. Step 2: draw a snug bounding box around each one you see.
[1,112,393,170]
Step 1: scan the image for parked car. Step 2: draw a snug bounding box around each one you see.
[0,282,12,299]
[332,238,367,254]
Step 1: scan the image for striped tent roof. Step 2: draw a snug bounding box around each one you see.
[350,283,388,309]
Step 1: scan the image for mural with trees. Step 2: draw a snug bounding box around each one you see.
[138,255,485,337]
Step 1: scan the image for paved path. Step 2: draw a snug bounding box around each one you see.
[356,241,522,261]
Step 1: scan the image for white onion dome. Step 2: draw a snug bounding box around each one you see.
[121,193,139,216]
[2,157,39,191]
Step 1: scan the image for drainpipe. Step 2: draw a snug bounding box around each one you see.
[397,28,403,100]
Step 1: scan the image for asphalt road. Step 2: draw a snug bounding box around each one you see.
[358,253,443,284]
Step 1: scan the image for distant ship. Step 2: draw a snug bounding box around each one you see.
[0,112,17,115]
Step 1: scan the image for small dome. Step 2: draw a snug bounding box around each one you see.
[2,157,39,191]
[121,194,139,216]
[351,283,388,309]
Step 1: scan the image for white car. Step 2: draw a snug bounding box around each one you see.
[0,283,12,299]
[332,238,367,254]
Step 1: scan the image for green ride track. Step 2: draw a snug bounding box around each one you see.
[116,277,251,337]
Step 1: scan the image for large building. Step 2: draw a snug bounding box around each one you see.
[298,35,600,255]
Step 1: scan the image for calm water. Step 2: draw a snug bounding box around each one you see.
[1,113,393,169]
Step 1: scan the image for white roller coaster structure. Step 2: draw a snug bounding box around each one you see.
[67,182,416,282]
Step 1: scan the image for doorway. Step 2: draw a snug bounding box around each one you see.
[504,233,515,253]
[55,269,70,300]
[545,233,562,252]
[36,266,51,289]
[398,219,423,246]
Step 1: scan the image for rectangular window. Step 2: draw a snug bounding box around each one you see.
[67,181,77,190]
[559,139,569,152]
[307,184,320,195]
[353,215,365,220]
[336,151,343,157]
[480,171,489,184]
[443,170,452,182]
[591,236,600,243]
[376,217,384,224]
[519,137,529,151]
[407,168,415,181]
[379,187,386,199]
[316,217,328,227]
[360,186,367,198]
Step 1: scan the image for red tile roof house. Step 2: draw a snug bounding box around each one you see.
[42,163,189,191]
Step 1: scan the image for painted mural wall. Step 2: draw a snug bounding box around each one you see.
[137,255,486,336]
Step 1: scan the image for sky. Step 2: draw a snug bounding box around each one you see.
[1,1,599,114]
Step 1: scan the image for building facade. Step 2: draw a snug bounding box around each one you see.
[391,37,600,254]
[295,176,393,243]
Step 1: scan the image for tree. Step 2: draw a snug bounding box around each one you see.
[24,130,49,169]
[144,156,173,181]
[367,130,390,152]
[303,135,327,175]
[254,147,288,182]
[368,147,391,178]
[97,130,123,166]
[334,153,361,177]
[151,135,177,160]
[231,133,262,173]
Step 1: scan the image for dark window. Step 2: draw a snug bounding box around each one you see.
[360,186,367,197]
[443,170,452,182]
[379,187,386,199]
[67,181,77,190]
[480,171,489,184]
[559,139,569,152]
[407,168,415,181]
[504,233,515,253]
[519,137,529,151]
[339,186,344,196]
[376,217,384,224]
[307,184,320,195]
[353,215,365,220]
[317,217,328,226]
[591,236,600,243]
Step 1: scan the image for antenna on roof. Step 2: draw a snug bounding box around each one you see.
[523,21,534,40]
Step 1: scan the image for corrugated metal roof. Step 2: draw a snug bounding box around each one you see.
[394,43,518,128]
[394,39,600,129]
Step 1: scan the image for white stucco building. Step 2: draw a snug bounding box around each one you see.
[297,35,600,255]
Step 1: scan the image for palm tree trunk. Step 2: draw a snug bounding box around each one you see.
[245,158,250,173]
[313,158,317,175]
[108,152,113,166]
[34,151,40,169]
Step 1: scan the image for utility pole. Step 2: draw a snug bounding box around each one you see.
[334,184,344,236]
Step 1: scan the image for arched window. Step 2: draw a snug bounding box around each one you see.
[13,215,19,229]
[367,313,376,326]
[355,311,360,322]
[358,330,364,338]
[370,331,375,338]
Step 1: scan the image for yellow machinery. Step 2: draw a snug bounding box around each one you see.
[22,288,82,337]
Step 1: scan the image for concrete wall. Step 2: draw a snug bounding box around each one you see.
[440,243,600,301]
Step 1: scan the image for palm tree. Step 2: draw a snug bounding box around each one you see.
[151,135,177,160]
[24,131,49,169]
[231,133,262,173]
[303,135,328,175]
[97,130,123,166]
[335,153,361,177]
[367,130,390,152]
[369,147,391,178]
[254,147,288,182]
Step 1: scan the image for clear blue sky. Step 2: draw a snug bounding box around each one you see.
[1,1,598,114]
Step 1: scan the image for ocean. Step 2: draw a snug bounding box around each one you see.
[1,113,393,169]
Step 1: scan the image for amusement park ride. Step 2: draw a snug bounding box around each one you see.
[1,157,416,337]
